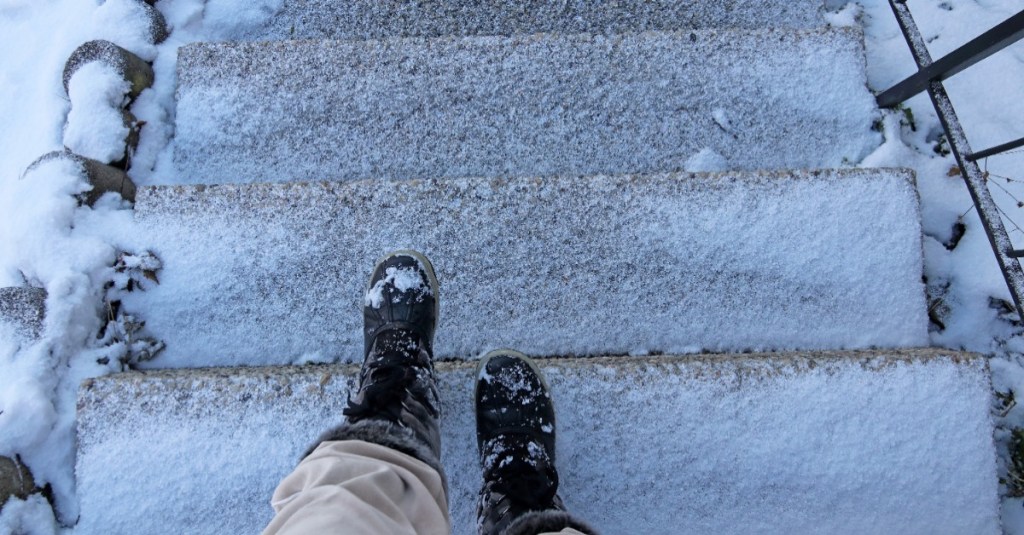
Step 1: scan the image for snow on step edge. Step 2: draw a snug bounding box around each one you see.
[247,0,830,41]
[75,350,999,534]
[122,169,928,368]
[172,28,880,185]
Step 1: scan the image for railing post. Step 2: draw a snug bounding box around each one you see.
[967,136,1024,162]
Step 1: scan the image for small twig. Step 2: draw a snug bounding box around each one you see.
[995,203,1024,235]
[988,176,1024,207]
[991,175,1023,190]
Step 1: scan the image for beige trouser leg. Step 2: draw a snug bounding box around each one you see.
[263,439,585,535]
[263,440,449,534]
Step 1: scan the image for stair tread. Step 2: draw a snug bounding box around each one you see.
[75,349,1000,534]
[249,0,827,41]
[171,28,879,185]
[123,169,927,367]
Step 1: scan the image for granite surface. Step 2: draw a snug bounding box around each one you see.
[124,169,927,367]
[75,350,999,534]
[172,28,879,184]
[247,0,829,40]
[0,287,46,343]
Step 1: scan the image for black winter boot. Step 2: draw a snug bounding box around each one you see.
[308,251,444,477]
[475,350,597,535]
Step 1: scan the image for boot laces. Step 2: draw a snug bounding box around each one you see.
[483,437,560,513]
[344,333,439,423]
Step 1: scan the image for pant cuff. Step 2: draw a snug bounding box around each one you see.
[305,419,445,485]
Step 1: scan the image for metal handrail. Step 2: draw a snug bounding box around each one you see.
[876,8,1024,108]
[967,136,1024,162]
[878,0,1024,320]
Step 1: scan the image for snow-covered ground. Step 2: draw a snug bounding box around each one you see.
[0,0,1023,532]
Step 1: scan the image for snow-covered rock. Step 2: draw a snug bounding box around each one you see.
[0,288,46,344]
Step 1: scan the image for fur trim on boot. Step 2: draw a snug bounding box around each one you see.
[304,419,446,483]
[503,509,598,535]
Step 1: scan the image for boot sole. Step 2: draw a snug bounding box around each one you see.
[367,249,440,322]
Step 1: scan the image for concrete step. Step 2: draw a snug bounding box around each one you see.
[74,350,1000,534]
[122,169,927,368]
[250,0,832,41]
[172,28,879,185]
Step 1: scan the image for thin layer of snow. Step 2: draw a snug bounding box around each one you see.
[242,0,825,40]
[122,169,927,367]
[711,108,733,135]
[0,287,46,342]
[74,352,999,534]
[168,28,880,184]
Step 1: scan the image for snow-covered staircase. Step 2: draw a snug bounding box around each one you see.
[73,0,1001,532]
